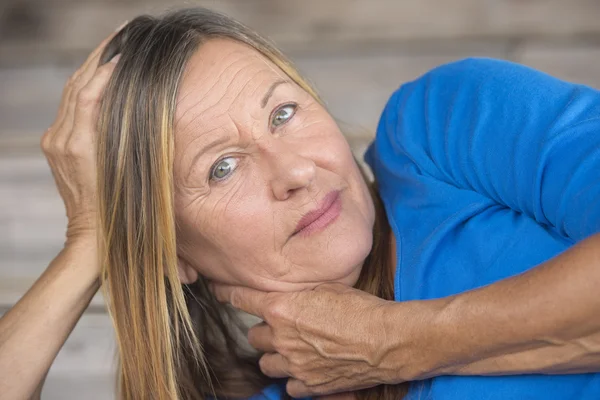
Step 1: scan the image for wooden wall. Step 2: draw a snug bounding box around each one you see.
[2,0,600,397]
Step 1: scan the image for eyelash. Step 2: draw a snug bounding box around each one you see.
[269,102,298,132]
[208,102,298,183]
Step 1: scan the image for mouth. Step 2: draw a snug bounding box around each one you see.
[293,190,342,237]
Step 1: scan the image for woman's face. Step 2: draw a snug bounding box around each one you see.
[173,39,375,292]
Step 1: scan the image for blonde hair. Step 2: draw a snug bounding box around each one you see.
[97,7,407,400]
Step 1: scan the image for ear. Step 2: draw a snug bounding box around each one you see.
[177,256,199,284]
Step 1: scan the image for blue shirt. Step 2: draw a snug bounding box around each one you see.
[250,58,600,399]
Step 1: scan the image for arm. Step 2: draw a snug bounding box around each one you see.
[30,371,48,400]
[0,32,119,398]
[208,235,600,397]
[438,232,600,375]
[0,238,99,399]
[375,57,600,242]
[371,57,600,376]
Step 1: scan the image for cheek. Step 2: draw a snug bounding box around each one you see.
[324,129,376,224]
[299,117,354,168]
[316,124,365,186]
[175,178,279,273]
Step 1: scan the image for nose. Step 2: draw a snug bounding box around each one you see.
[266,141,316,200]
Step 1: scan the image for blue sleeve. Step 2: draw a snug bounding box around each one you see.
[379,57,600,242]
[244,383,311,400]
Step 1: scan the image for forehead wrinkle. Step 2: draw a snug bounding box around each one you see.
[179,98,229,141]
[227,69,269,113]
[178,70,266,139]
[182,123,224,157]
[181,66,267,143]
[175,53,255,130]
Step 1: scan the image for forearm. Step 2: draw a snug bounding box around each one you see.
[431,233,600,376]
[0,238,100,399]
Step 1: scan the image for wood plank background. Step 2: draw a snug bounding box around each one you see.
[2,0,600,397]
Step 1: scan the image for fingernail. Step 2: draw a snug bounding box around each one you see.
[115,20,128,32]
[109,54,121,64]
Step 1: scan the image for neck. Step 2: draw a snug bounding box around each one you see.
[353,183,395,300]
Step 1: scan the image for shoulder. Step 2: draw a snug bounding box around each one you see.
[385,57,572,112]
[373,57,590,153]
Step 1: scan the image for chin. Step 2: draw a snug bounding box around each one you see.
[315,224,374,287]
[256,230,372,292]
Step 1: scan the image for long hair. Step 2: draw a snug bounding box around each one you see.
[96,7,408,400]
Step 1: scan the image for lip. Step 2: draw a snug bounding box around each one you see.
[293,190,342,237]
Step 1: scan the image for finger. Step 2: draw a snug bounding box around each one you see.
[248,322,275,353]
[68,31,120,117]
[313,282,349,293]
[259,353,290,379]
[51,75,76,135]
[73,60,118,126]
[75,22,126,82]
[75,29,121,84]
[52,71,91,150]
[58,26,122,128]
[286,379,314,397]
[85,27,122,67]
[68,60,118,148]
[46,25,124,151]
[54,54,119,152]
[287,377,371,398]
[211,284,268,319]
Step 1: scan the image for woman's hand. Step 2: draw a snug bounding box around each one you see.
[212,283,441,397]
[41,34,120,250]
[0,30,123,400]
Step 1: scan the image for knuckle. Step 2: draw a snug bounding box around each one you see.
[76,87,97,107]
[286,362,303,380]
[285,380,301,397]
[41,130,51,152]
[51,138,67,156]
[258,356,270,373]
[247,327,259,346]
[66,137,87,158]
[229,289,242,309]
[271,336,285,353]
[97,62,116,75]
[93,64,115,83]
[68,74,82,89]
[266,298,289,321]
[67,74,77,86]
[64,143,76,157]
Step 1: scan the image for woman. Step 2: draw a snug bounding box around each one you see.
[1,7,600,400]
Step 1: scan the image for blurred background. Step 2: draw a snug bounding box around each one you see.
[2,0,600,398]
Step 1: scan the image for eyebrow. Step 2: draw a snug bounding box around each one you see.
[261,80,289,108]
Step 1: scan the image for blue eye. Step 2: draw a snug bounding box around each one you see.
[271,104,297,128]
[210,157,238,181]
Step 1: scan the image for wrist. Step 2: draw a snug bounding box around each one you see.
[55,234,100,282]
[65,228,97,248]
[377,298,458,383]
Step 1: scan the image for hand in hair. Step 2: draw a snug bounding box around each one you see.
[40,33,121,253]
[0,30,122,400]
[212,282,437,397]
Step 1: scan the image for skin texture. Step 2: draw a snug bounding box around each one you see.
[211,282,435,397]
[173,39,376,292]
